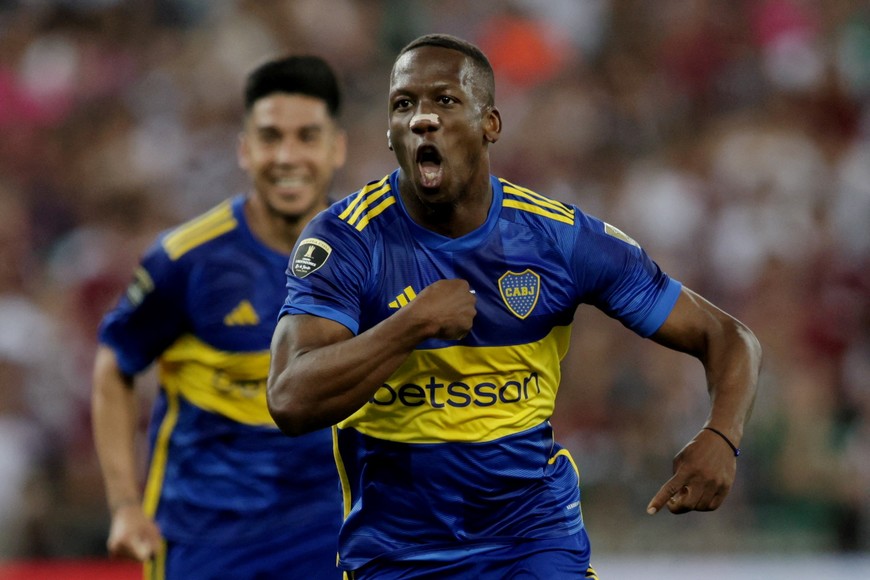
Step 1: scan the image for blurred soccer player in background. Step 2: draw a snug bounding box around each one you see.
[267,34,761,579]
[92,55,346,579]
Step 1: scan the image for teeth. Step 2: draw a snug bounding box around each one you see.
[276,177,306,187]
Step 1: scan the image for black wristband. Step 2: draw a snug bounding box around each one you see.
[704,427,741,457]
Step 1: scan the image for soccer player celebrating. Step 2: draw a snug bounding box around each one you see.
[268,34,761,579]
[92,55,346,579]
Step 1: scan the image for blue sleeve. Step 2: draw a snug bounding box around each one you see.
[98,238,188,376]
[572,213,681,337]
[279,213,371,335]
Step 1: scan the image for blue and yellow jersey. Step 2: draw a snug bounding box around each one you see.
[99,194,340,545]
[281,171,681,570]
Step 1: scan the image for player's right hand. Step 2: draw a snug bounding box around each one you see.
[412,279,477,340]
[107,503,163,562]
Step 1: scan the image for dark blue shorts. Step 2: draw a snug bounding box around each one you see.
[350,530,597,580]
[144,522,342,580]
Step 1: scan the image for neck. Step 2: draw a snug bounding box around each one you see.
[417,199,489,238]
[244,195,323,254]
[400,171,492,238]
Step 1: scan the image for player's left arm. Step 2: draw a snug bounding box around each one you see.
[645,286,762,515]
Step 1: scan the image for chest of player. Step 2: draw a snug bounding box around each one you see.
[360,225,576,347]
[185,254,288,352]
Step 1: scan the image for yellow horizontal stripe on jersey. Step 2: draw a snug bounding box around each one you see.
[163,201,238,260]
[338,175,390,221]
[500,181,573,217]
[158,334,274,426]
[503,199,575,225]
[339,325,572,443]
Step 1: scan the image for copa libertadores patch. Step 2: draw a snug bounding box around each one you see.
[292,238,332,278]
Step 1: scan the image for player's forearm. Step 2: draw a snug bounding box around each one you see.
[91,346,143,511]
[652,288,762,446]
[268,309,434,436]
[702,318,762,446]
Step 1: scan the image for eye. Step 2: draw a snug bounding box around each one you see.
[257,128,281,144]
[437,95,456,106]
[393,98,412,111]
[299,127,324,143]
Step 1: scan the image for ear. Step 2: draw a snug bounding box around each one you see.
[333,129,348,169]
[387,130,393,151]
[483,107,501,144]
[237,132,250,171]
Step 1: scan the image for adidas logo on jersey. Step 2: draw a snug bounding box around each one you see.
[388,286,417,309]
[224,300,260,326]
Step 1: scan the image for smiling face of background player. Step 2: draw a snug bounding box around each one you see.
[239,92,346,224]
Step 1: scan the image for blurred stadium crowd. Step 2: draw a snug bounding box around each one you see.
[0,0,867,561]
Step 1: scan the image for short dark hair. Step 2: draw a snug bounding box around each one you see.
[396,34,495,107]
[244,55,341,117]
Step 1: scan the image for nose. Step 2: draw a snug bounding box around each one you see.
[409,112,440,134]
[275,137,301,165]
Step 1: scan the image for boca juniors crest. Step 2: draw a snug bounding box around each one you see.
[498,269,541,319]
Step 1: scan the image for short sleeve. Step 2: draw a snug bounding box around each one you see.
[98,239,188,375]
[279,212,372,335]
[572,214,681,337]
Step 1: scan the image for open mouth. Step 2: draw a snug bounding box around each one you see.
[274,176,307,189]
[416,145,443,189]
